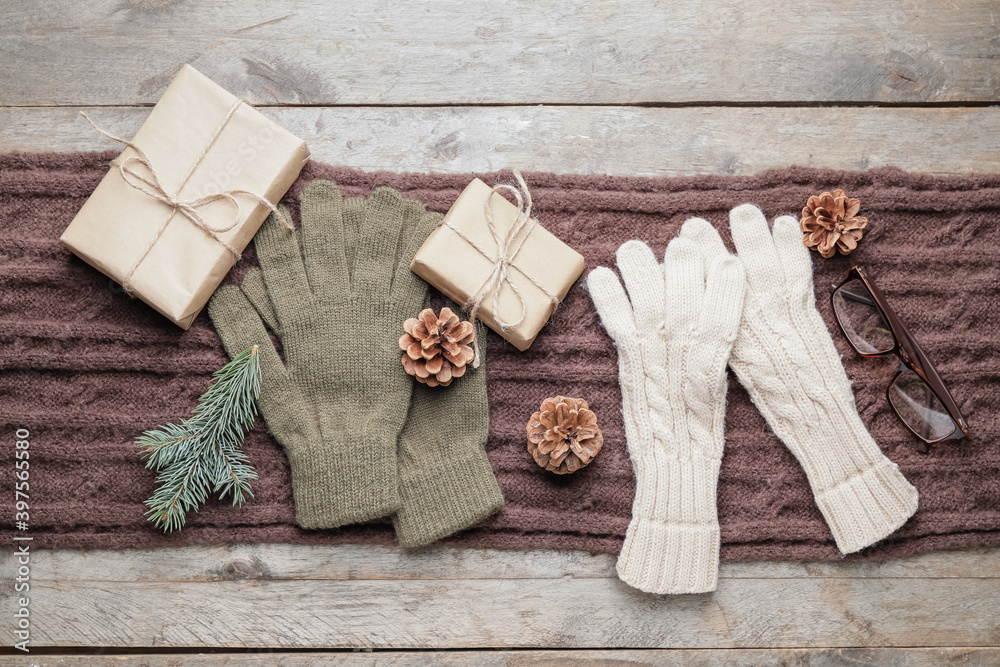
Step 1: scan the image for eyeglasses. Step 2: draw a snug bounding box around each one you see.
[831,266,968,453]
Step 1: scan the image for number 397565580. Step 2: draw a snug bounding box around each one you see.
[15,428,30,525]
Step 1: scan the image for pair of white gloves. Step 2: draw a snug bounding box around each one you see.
[587,205,919,594]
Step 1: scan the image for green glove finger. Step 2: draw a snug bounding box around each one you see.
[353,186,406,296]
[299,180,350,296]
[255,206,312,320]
[240,267,281,335]
[341,196,365,280]
[391,208,442,308]
[208,284,288,392]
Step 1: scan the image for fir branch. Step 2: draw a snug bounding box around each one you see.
[138,346,262,532]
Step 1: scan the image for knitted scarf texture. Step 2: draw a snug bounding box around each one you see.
[1,151,997,561]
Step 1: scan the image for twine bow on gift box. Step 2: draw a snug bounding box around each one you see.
[436,169,561,367]
[80,105,291,295]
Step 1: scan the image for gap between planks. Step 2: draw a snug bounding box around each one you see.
[0,648,999,666]
[4,100,1000,108]
[1,544,997,583]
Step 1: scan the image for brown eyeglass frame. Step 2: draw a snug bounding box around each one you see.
[831,266,968,453]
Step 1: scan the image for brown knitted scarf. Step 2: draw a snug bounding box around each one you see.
[2,151,998,561]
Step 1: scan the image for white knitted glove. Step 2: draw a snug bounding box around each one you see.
[681,205,919,555]
[587,236,745,594]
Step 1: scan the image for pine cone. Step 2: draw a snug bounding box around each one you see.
[526,396,603,475]
[800,189,868,258]
[399,307,476,387]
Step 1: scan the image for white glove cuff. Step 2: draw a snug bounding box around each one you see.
[616,454,722,594]
[813,457,919,554]
[774,408,920,555]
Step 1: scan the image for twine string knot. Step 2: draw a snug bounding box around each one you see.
[80,105,291,294]
[437,169,560,367]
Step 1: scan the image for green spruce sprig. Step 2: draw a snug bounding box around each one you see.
[138,345,262,532]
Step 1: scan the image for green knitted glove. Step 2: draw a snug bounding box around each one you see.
[329,191,502,544]
[225,186,503,544]
[208,180,435,529]
[394,303,504,547]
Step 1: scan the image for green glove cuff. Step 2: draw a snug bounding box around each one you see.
[286,440,400,530]
[393,446,504,548]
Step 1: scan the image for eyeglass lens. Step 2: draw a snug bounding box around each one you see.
[832,279,895,354]
[888,367,957,442]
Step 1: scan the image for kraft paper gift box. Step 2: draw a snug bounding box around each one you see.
[410,177,585,351]
[60,64,311,329]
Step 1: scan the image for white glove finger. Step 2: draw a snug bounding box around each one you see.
[587,266,651,453]
[663,237,704,335]
[586,266,637,343]
[729,204,783,296]
[772,214,847,382]
[680,217,731,266]
[616,240,665,334]
[697,255,746,355]
[772,215,816,304]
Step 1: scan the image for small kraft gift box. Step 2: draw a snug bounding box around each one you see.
[411,171,585,351]
[61,64,311,329]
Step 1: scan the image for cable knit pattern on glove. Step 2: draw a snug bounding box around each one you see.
[681,206,919,554]
[587,236,745,593]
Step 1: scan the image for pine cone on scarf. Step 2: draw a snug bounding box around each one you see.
[800,189,868,258]
[526,396,604,474]
[400,307,476,387]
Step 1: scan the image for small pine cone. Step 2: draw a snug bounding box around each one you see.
[800,189,868,258]
[399,307,476,387]
[526,396,603,475]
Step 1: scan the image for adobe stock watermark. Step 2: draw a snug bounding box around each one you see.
[191,121,277,203]
[12,427,32,653]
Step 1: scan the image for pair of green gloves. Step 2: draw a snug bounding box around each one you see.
[208,180,503,547]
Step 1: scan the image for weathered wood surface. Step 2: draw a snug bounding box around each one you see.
[2,106,999,176]
[2,648,998,666]
[8,544,1000,583]
[2,0,998,105]
[4,0,1000,658]
[13,574,1000,648]
[1,546,998,649]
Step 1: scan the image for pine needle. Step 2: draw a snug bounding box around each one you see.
[137,346,262,532]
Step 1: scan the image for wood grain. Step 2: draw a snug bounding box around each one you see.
[2,0,998,105]
[13,577,1000,648]
[2,106,999,176]
[2,648,998,666]
[4,545,998,584]
[1,546,998,649]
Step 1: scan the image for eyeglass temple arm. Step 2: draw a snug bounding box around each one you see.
[835,289,878,309]
[864,277,969,435]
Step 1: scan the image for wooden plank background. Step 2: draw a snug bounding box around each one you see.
[1,546,999,651]
[2,0,998,105]
[1,0,998,664]
[4,107,1000,176]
